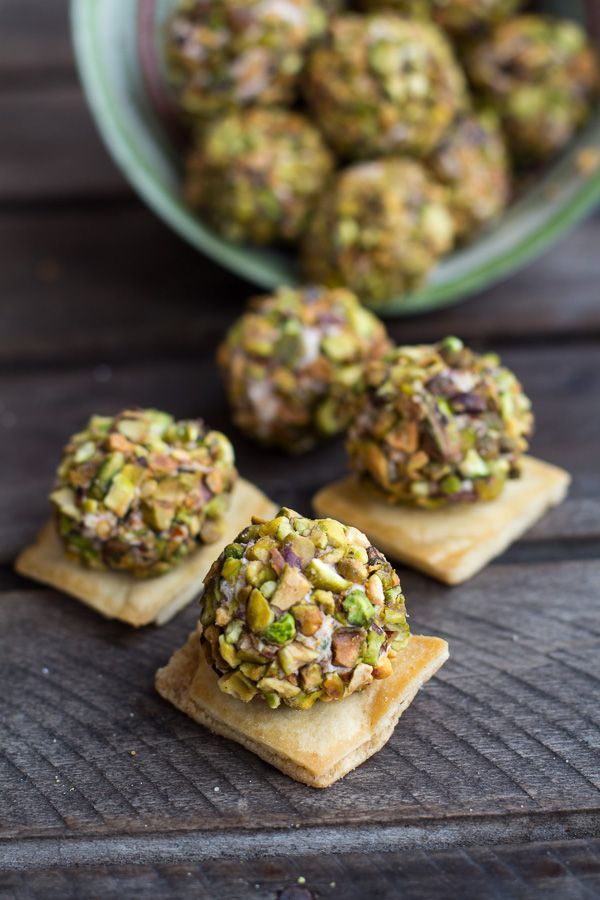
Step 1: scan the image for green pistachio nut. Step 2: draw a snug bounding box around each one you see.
[218,672,257,703]
[343,591,376,627]
[363,630,385,666]
[307,558,352,592]
[247,588,275,632]
[262,613,296,645]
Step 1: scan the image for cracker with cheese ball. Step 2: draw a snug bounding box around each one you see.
[314,338,570,585]
[16,408,276,626]
[156,507,448,786]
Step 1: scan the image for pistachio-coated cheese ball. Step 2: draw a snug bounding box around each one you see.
[426,111,510,241]
[361,0,524,37]
[218,286,391,453]
[347,337,533,507]
[186,108,334,245]
[301,159,455,308]
[303,13,467,160]
[167,0,327,122]
[200,508,410,709]
[465,15,600,163]
[51,409,237,577]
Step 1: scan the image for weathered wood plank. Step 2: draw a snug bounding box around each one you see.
[2,838,600,899]
[1,0,72,84]
[0,89,126,202]
[1,343,599,566]
[1,205,600,370]
[0,558,598,840]
[0,204,250,368]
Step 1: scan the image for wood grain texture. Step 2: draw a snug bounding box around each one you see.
[0,89,126,202]
[1,206,600,371]
[2,839,600,899]
[1,557,598,841]
[1,0,71,85]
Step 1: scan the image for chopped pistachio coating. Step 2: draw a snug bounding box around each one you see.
[465,15,600,164]
[426,111,510,242]
[361,0,524,37]
[301,159,455,308]
[199,507,410,708]
[167,0,327,123]
[51,409,237,577]
[303,13,467,160]
[347,337,533,507]
[218,285,391,452]
[186,108,334,245]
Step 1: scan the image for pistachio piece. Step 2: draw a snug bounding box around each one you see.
[104,470,139,519]
[373,656,394,680]
[218,635,240,669]
[278,642,318,676]
[362,630,385,666]
[222,557,242,582]
[271,565,311,611]
[300,662,323,693]
[92,452,124,499]
[338,557,368,583]
[292,603,323,636]
[284,533,316,567]
[342,591,376,627]
[218,672,257,703]
[321,518,347,548]
[239,662,267,682]
[257,676,301,699]
[312,589,335,615]
[306,558,352,592]
[347,663,374,696]
[287,690,323,710]
[322,672,345,701]
[50,487,81,521]
[459,449,490,479]
[262,613,296,645]
[332,630,364,668]
[247,589,275,633]
[224,620,243,645]
[366,574,385,606]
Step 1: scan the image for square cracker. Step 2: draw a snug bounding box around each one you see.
[15,478,277,627]
[313,455,570,586]
[155,632,448,788]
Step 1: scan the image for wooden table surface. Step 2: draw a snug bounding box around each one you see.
[2,3,600,898]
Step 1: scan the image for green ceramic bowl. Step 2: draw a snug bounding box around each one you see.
[71,0,600,316]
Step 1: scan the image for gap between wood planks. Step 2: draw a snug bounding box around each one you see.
[2,840,600,899]
[1,809,598,872]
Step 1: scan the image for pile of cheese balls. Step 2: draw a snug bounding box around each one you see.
[167,0,600,308]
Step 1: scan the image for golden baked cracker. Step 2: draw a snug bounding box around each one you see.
[155,632,448,788]
[15,478,277,627]
[313,456,570,585]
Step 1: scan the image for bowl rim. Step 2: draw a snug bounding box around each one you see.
[71,0,600,316]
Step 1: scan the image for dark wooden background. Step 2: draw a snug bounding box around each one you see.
[1,2,599,898]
